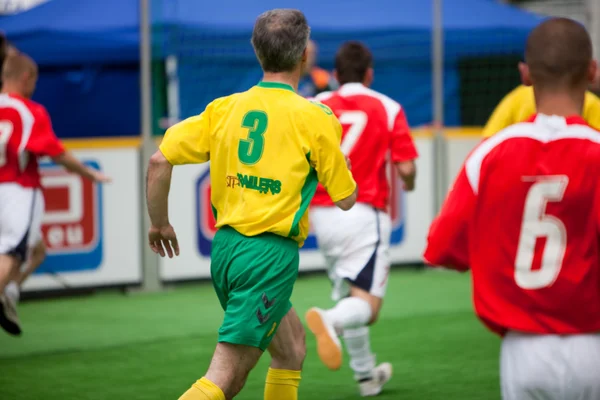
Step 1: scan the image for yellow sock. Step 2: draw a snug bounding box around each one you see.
[179,377,226,400]
[264,368,301,400]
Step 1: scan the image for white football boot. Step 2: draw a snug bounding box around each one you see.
[305,307,343,370]
[358,362,393,397]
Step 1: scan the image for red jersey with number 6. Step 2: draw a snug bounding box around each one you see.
[424,114,600,336]
[310,83,418,210]
[0,93,65,188]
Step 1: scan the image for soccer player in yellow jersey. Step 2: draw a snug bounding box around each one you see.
[145,9,357,400]
[483,84,600,137]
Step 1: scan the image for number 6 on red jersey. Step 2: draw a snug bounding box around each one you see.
[515,176,568,290]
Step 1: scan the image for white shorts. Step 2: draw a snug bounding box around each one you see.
[501,332,600,400]
[0,183,36,260]
[310,203,391,301]
[27,188,45,248]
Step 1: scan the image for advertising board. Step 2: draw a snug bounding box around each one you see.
[160,138,435,281]
[22,149,142,291]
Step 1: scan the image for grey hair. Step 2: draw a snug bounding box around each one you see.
[251,9,311,73]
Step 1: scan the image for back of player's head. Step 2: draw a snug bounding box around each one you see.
[335,41,373,85]
[2,52,37,82]
[524,17,593,90]
[252,9,310,73]
[2,53,38,98]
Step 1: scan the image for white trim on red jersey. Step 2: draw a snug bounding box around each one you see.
[315,83,401,131]
[0,94,35,172]
[465,114,600,194]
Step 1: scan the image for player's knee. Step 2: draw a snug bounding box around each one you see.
[366,298,383,325]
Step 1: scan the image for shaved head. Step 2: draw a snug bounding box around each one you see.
[1,53,38,98]
[2,53,37,82]
[524,18,593,90]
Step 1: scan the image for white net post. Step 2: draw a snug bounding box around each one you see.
[138,0,162,292]
[432,0,447,212]
[590,0,600,60]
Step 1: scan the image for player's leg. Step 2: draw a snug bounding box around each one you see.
[0,255,17,293]
[16,189,46,287]
[0,254,20,335]
[265,307,305,400]
[16,239,46,286]
[179,226,300,399]
[4,239,45,307]
[0,184,34,336]
[307,205,392,395]
[5,189,46,304]
[179,343,262,400]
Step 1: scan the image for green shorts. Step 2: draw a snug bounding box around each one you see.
[210,226,299,351]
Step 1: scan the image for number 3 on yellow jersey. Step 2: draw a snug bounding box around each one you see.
[239,110,268,165]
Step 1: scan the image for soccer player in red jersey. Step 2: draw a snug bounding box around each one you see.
[0,53,110,336]
[305,42,418,396]
[424,18,600,400]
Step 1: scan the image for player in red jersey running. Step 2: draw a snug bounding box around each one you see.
[0,53,110,336]
[305,42,418,397]
[424,18,600,400]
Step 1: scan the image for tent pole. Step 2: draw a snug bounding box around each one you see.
[432,0,446,214]
[590,0,600,62]
[137,0,162,293]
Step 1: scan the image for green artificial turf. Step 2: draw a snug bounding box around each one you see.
[0,269,501,399]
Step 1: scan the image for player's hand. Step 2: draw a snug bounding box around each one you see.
[345,156,352,170]
[90,170,112,183]
[148,224,180,258]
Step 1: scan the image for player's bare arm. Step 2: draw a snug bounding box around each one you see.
[395,160,416,191]
[146,150,179,258]
[52,152,111,183]
[334,188,357,210]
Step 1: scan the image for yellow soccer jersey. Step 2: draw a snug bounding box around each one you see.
[160,81,356,247]
[482,85,600,137]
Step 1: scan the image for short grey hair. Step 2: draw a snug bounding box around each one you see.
[251,9,311,73]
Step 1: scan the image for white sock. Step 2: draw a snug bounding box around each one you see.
[324,296,372,330]
[343,326,376,380]
[5,281,20,303]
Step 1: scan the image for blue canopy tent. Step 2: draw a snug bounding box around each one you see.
[0,0,140,138]
[1,0,541,137]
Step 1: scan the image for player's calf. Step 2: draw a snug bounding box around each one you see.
[266,308,305,400]
[179,342,262,400]
[268,308,306,370]
[17,239,46,286]
[0,254,18,292]
[0,254,22,336]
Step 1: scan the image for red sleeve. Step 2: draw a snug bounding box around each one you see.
[423,166,476,271]
[391,108,418,162]
[26,106,65,157]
